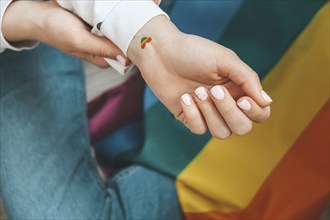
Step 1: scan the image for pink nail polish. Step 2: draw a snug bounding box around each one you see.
[210,86,225,100]
[195,87,208,101]
[116,55,126,66]
[181,94,192,106]
[238,99,252,111]
[261,90,273,103]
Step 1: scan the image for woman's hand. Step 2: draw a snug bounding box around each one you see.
[2,1,127,68]
[129,16,272,139]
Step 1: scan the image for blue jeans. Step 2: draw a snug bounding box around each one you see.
[0,45,183,219]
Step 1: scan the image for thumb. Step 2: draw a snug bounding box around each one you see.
[79,32,129,65]
[220,49,273,107]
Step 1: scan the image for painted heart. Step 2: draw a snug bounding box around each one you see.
[141,37,152,49]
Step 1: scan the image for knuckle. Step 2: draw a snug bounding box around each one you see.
[70,36,84,49]
[264,106,271,118]
[222,49,239,71]
[97,62,110,69]
[224,49,240,66]
[225,48,238,58]
[256,106,271,123]
[221,104,237,116]
[251,71,260,82]
[258,106,270,123]
[192,126,207,135]
[175,112,185,122]
[234,121,253,136]
[85,55,109,69]
[97,47,110,58]
[212,130,231,140]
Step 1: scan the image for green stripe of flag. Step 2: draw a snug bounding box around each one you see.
[219,0,327,79]
[121,103,211,177]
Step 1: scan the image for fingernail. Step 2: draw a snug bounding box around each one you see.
[116,55,126,66]
[195,87,208,101]
[181,94,192,106]
[261,90,273,103]
[210,85,225,100]
[238,99,251,111]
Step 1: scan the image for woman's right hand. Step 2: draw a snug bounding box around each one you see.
[2,0,127,68]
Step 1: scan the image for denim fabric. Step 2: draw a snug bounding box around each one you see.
[0,44,182,219]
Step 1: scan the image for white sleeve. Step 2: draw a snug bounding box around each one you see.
[57,0,168,55]
[0,0,39,53]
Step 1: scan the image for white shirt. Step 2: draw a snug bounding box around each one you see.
[0,0,167,54]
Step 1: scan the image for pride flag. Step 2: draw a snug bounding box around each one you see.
[89,1,329,219]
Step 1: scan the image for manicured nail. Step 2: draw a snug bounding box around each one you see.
[238,99,251,111]
[261,90,273,103]
[210,85,225,100]
[195,87,208,101]
[116,55,126,66]
[181,94,192,106]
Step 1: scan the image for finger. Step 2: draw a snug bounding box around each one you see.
[180,94,207,135]
[210,85,253,136]
[81,53,111,69]
[237,97,271,123]
[219,47,273,107]
[194,87,231,139]
[77,32,129,65]
[222,81,244,100]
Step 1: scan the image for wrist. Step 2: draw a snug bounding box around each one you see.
[127,15,182,69]
[2,1,44,43]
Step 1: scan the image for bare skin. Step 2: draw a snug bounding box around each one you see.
[128,16,272,139]
[2,0,127,68]
[2,2,272,140]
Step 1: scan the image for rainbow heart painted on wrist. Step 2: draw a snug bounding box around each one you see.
[141,37,152,49]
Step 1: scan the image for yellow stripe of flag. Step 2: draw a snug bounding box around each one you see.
[176,2,329,214]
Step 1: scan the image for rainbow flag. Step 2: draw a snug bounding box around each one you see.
[90,1,329,219]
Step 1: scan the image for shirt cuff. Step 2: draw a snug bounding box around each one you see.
[99,1,168,55]
[0,0,39,53]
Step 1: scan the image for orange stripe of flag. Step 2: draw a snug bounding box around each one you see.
[186,101,330,220]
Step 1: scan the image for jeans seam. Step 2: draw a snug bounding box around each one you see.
[108,165,141,184]
[76,74,108,192]
[77,70,110,220]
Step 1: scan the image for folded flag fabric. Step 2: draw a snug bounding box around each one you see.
[88,73,145,167]
[88,1,329,219]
